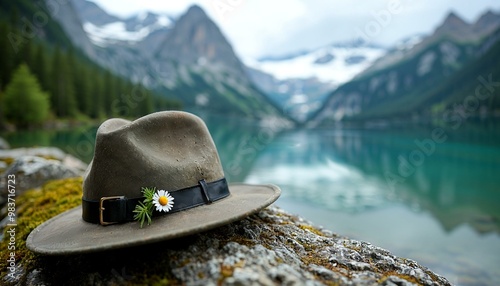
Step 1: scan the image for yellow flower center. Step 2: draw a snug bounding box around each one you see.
[159,196,168,206]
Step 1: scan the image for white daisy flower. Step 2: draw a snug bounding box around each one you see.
[153,190,174,212]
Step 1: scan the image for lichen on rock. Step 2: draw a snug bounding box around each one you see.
[0,177,451,285]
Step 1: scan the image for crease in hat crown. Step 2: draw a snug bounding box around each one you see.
[83,111,224,201]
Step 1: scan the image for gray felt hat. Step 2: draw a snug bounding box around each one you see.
[27,111,280,255]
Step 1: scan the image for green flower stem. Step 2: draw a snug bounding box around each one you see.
[133,187,156,227]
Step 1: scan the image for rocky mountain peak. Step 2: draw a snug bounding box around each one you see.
[473,10,500,35]
[185,4,207,19]
[444,11,468,25]
[156,5,243,72]
[432,9,500,42]
[475,10,498,25]
[70,0,120,26]
[435,11,471,37]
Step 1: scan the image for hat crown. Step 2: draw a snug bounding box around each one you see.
[83,111,224,200]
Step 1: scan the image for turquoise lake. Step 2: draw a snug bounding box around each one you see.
[3,114,500,286]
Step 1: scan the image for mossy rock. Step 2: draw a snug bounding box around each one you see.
[0,157,14,173]
[0,178,82,278]
[0,178,451,285]
[0,157,15,167]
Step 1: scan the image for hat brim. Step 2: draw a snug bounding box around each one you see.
[27,183,280,255]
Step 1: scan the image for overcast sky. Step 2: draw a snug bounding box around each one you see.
[91,0,500,59]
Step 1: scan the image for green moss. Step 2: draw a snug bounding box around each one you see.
[0,177,176,285]
[0,177,83,277]
[377,272,422,285]
[323,282,341,286]
[220,264,234,278]
[0,155,61,173]
[38,155,60,161]
[218,259,246,283]
[1,157,15,167]
[298,224,325,236]
[220,235,255,248]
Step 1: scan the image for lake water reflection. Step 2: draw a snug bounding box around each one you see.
[243,121,500,286]
[2,115,500,285]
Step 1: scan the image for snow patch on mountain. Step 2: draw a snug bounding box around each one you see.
[82,13,173,46]
[246,43,386,86]
[83,22,148,44]
[394,34,426,51]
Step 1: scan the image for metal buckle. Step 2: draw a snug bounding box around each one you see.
[99,196,125,226]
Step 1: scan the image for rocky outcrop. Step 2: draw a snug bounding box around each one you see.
[0,181,450,285]
[0,146,88,204]
[1,156,79,193]
[6,205,451,285]
[0,147,88,173]
[1,147,67,161]
[157,207,450,285]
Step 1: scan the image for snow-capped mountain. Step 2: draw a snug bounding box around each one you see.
[311,10,500,126]
[245,40,387,122]
[60,1,287,120]
[64,0,176,85]
[82,12,174,46]
[71,0,175,46]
